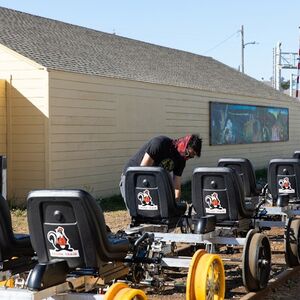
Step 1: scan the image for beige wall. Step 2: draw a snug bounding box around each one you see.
[0,80,6,155]
[48,70,300,199]
[0,46,49,203]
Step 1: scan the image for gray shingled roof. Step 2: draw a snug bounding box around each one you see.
[0,6,292,100]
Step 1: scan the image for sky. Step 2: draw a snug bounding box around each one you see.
[0,0,299,82]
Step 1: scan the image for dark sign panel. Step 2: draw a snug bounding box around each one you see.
[209,102,289,145]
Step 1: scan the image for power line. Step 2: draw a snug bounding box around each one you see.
[203,30,240,55]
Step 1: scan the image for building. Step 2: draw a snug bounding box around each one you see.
[0,7,299,204]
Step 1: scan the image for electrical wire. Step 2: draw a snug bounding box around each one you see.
[203,30,240,55]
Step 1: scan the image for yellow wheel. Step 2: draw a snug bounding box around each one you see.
[105,282,147,300]
[186,249,206,300]
[0,278,14,288]
[186,251,225,300]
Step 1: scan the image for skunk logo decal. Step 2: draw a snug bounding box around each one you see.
[278,177,295,194]
[137,189,158,210]
[205,192,227,214]
[47,226,79,257]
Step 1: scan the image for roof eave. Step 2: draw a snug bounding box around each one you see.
[0,43,47,70]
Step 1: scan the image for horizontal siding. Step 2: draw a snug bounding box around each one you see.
[51,156,127,170]
[14,161,45,171]
[49,71,167,197]
[51,140,144,151]
[0,47,48,202]
[51,95,117,107]
[49,70,300,200]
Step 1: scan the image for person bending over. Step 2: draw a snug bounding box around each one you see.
[120,134,202,201]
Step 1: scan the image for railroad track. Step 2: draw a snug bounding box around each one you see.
[240,266,300,300]
[224,258,285,299]
[148,232,297,300]
[223,234,291,299]
[147,262,299,300]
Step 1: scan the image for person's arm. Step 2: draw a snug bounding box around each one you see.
[173,175,181,200]
[140,152,154,166]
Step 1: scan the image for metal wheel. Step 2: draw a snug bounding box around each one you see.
[285,218,300,267]
[242,231,271,292]
[186,249,206,300]
[186,250,225,300]
[104,282,147,300]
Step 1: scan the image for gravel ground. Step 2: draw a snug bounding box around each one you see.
[102,212,297,300]
[263,275,300,300]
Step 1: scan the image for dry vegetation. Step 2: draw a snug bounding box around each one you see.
[11,209,131,234]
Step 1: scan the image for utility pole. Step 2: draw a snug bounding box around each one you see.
[241,25,245,73]
[273,41,298,93]
[240,25,258,73]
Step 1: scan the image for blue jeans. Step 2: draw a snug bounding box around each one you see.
[119,174,127,204]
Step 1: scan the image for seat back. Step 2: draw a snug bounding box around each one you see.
[124,167,186,227]
[0,194,18,256]
[0,194,35,273]
[0,157,13,257]
[268,158,300,201]
[293,151,300,159]
[27,190,128,270]
[192,167,253,223]
[217,158,258,198]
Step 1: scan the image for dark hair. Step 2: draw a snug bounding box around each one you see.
[188,134,202,157]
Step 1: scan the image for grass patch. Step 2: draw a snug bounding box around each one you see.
[181,180,192,203]
[9,168,269,212]
[255,168,268,186]
[97,194,126,212]
[97,180,193,212]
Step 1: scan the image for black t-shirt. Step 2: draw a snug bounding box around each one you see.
[123,136,186,176]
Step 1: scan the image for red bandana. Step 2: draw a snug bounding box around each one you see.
[173,135,192,159]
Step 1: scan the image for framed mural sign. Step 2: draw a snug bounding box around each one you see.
[209,102,289,145]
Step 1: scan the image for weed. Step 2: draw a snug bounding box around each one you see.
[181,180,191,203]
[255,168,268,189]
[255,168,267,182]
[11,208,26,218]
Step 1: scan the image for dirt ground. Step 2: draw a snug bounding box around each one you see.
[11,209,132,234]
[10,210,299,300]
